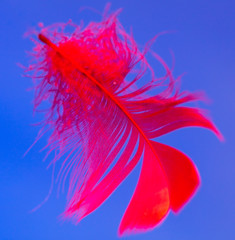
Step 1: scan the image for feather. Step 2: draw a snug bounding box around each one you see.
[26,9,222,236]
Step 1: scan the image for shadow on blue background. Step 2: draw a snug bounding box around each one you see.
[0,0,234,239]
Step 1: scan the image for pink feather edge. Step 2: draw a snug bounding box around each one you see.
[25,8,223,236]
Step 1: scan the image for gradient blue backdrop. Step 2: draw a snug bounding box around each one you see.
[0,0,234,239]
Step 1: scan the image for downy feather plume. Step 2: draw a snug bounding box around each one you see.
[25,8,222,236]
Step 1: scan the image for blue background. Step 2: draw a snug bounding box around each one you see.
[0,0,234,239]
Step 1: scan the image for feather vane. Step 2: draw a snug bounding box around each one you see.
[26,10,222,235]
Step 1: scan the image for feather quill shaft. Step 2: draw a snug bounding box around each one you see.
[39,32,168,182]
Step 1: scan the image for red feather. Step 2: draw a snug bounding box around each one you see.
[26,9,222,236]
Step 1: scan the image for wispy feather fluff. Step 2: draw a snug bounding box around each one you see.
[26,8,222,236]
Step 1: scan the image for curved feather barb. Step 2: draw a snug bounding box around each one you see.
[26,9,222,236]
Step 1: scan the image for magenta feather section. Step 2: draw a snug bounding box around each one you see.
[26,10,222,235]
